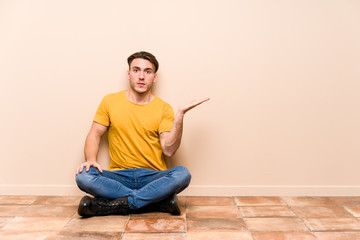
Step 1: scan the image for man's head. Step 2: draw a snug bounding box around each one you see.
[127,51,159,73]
[127,51,159,95]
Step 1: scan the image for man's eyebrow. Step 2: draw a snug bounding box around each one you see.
[132,66,153,71]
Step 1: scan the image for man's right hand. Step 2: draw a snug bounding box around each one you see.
[77,122,108,175]
[76,161,103,175]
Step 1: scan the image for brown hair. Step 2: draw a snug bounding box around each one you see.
[127,51,159,73]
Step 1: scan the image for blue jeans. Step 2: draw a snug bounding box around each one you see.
[76,165,191,210]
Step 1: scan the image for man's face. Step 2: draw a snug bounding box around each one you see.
[128,58,157,95]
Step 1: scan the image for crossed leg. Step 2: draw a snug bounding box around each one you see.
[76,165,191,210]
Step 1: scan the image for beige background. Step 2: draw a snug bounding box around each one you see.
[1,0,359,196]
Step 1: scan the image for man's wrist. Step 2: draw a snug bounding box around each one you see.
[85,158,96,163]
[176,109,185,118]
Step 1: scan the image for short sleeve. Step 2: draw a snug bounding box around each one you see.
[93,95,110,127]
[159,103,174,133]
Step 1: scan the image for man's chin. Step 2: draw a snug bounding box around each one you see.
[134,88,149,95]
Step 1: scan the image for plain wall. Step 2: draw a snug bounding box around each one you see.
[1,0,359,196]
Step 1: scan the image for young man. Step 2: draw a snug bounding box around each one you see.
[75,51,209,217]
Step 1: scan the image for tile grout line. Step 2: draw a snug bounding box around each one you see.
[184,196,188,240]
[0,217,15,230]
[57,209,78,238]
[0,201,34,230]
[332,196,360,219]
[281,196,317,238]
[35,196,78,238]
[120,214,131,239]
[233,196,255,240]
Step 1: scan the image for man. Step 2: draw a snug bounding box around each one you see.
[75,51,209,217]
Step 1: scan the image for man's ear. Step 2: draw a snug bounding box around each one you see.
[154,73,158,83]
[127,70,130,80]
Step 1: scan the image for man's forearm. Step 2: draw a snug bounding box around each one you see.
[162,97,210,157]
[163,110,185,157]
[84,134,101,162]
[76,133,103,175]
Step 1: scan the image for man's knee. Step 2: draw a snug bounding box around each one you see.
[172,165,191,186]
[76,167,100,190]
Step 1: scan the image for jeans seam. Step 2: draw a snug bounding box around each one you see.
[134,168,137,189]
[102,171,134,183]
[137,170,170,183]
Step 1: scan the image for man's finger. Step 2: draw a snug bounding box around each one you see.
[199,97,210,103]
[192,97,210,107]
[76,164,85,175]
[94,163,103,173]
[181,97,210,113]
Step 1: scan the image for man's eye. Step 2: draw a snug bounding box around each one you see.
[134,69,138,72]
[146,71,151,74]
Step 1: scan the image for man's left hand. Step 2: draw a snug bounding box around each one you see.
[179,97,210,114]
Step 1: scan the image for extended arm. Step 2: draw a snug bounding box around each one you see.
[160,97,210,157]
[76,122,108,175]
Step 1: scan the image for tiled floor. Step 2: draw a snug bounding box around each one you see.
[1,196,360,239]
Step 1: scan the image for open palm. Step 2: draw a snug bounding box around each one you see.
[179,97,210,114]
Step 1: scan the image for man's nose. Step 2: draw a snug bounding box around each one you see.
[139,71,145,79]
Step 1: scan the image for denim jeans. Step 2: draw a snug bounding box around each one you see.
[76,165,191,209]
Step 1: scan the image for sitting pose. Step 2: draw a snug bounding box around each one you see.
[75,51,209,217]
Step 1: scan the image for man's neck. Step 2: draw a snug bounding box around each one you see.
[125,90,154,105]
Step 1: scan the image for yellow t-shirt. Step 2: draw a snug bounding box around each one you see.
[93,91,174,171]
